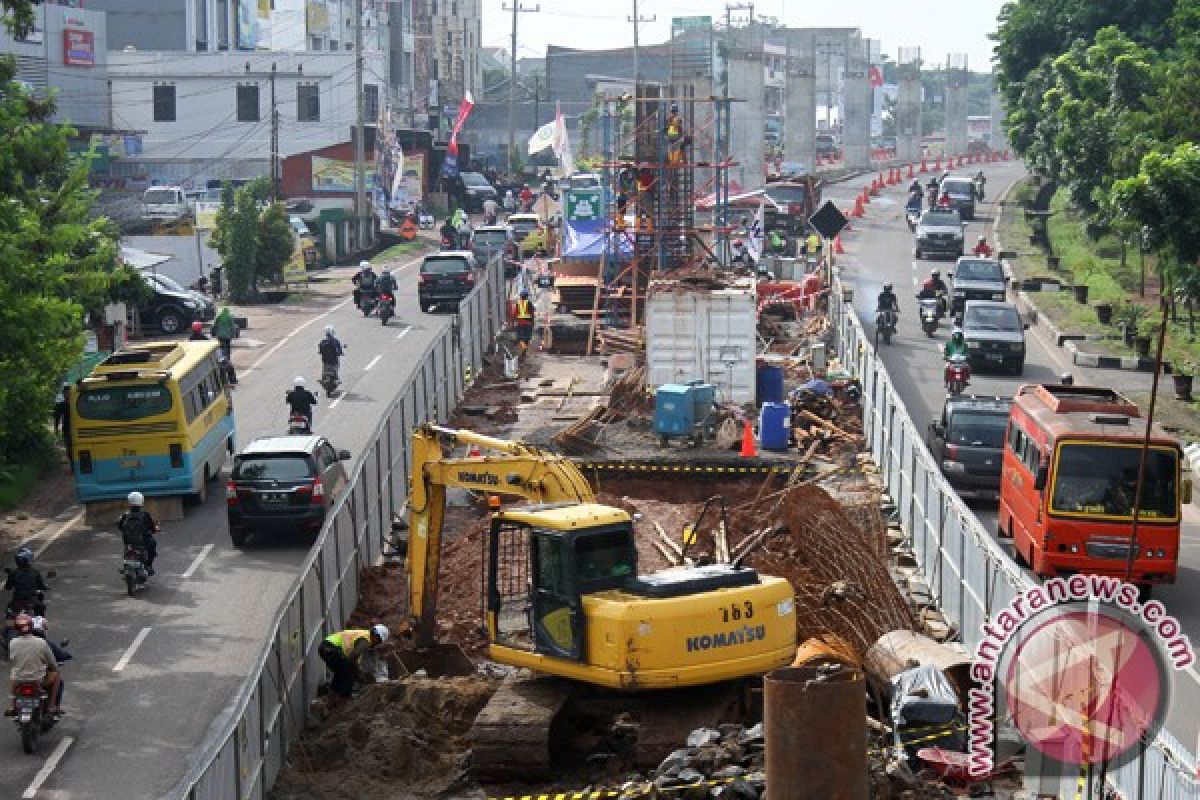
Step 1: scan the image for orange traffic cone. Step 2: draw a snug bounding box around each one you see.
[879,171,886,187]
[739,420,757,458]
[919,158,928,173]
[853,196,864,217]
[907,163,915,179]
[834,234,845,254]
[934,155,942,171]
[861,187,871,205]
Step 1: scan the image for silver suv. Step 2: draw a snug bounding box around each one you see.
[961,300,1027,375]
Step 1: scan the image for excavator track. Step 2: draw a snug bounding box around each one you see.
[469,674,574,781]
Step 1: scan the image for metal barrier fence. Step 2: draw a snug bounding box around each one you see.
[161,256,507,800]
[827,278,1198,800]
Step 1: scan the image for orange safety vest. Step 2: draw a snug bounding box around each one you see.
[516,298,534,321]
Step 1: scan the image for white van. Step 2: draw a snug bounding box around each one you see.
[141,186,192,222]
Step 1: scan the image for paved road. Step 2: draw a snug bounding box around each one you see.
[0,255,455,798]
[827,162,1200,758]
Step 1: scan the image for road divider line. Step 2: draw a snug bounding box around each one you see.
[364,354,382,371]
[395,325,412,341]
[34,508,85,558]
[181,543,214,579]
[22,734,73,798]
[247,299,350,374]
[113,627,151,672]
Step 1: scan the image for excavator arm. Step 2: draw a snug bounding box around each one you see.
[407,424,595,647]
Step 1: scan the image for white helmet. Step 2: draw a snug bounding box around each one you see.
[128,491,145,507]
[294,376,306,386]
[371,623,390,643]
[324,325,334,336]
[359,260,370,269]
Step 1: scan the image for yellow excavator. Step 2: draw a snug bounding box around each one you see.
[405,424,797,777]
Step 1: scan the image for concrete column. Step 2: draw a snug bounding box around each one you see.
[895,46,922,163]
[945,54,970,159]
[784,32,816,173]
[842,35,871,169]
[728,47,765,190]
[989,88,1007,153]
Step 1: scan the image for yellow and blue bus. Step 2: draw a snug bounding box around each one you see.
[70,341,236,504]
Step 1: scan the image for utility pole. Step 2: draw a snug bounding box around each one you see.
[724,2,754,96]
[503,1,540,175]
[628,0,655,89]
[354,0,367,252]
[533,73,540,127]
[816,39,843,129]
[269,62,279,201]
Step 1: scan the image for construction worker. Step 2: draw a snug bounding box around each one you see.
[805,230,822,260]
[515,289,535,352]
[317,624,390,705]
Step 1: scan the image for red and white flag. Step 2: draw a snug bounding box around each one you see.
[447,91,475,155]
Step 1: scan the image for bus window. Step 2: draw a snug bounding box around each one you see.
[77,385,172,421]
[1050,443,1178,519]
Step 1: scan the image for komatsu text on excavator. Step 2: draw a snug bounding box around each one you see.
[404,424,797,777]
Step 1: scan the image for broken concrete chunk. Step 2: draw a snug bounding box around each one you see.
[687,727,722,748]
[739,722,763,744]
[655,748,692,777]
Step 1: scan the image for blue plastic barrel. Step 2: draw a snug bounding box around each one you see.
[757,365,785,406]
[759,402,790,451]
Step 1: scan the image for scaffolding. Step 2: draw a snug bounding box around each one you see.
[583,86,737,355]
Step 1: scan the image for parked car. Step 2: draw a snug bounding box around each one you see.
[507,213,547,256]
[140,186,193,223]
[815,133,838,158]
[928,395,1013,500]
[449,171,498,212]
[418,251,479,312]
[914,208,965,260]
[470,225,519,279]
[951,257,1007,313]
[961,300,1028,374]
[939,176,977,220]
[137,270,215,334]
[226,434,352,547]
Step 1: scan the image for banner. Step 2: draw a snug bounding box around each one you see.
[528,120,556,155]
[311,156,378,193]
[443,91,474,179]
[747,200,765,262]
[552,102,576,177]
[62,29,95,66]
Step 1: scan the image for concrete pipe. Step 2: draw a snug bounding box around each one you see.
[764,663,867,800]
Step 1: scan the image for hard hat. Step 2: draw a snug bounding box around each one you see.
[294,376,306,386]
[931,270,941,278]
[128,491,145,507]
[978,235,988,243]
[14,614,32,635]
[520,289,530,298]
[670,103,679,112]
[371,623,390,643]
[952,327,964,337]
[191,321,204,332]
[14,547,32,567]
[359,260,370,269]
[382,269,391,276]
[324,325,334,336]
[883,283,893,291]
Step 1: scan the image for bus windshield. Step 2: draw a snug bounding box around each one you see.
[1050,442,1178,519]
[77,385,173,421]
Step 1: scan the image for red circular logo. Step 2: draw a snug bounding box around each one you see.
[1002,605,1168,769]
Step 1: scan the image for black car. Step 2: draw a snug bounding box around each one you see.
[962,300,1027,374]
[418,251,479,312]
[951,257,1007,313]
[470,225,519,278]
[226,435,351,546]
[450,171,498,212]
[914,208,965,260]
[939,176,977,220]
[928,395,1013,500]
[138,270,215,334]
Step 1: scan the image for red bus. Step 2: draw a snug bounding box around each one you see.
[999,383,1190,589]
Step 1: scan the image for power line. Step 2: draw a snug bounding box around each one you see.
[502,1,540,173]
[628,0,656,89]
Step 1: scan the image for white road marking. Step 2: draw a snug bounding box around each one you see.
[113,627,152,672]
[395,325,412,341]
[246,298,350,373]
[33,509,84,558]
[180,543,214,579]
[329,393,347,410]
[364,354,383,371]
[22,735,74,798]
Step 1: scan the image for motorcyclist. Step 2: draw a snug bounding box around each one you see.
[8,613,62,717]
[352,260,377,308]
[877,283,899,314]
[318,325,345,384]
[905,189,923,213]
[973,236,994,257]
[439,217,457,249]
[923,269,949,296]
[376,269,397,298]
[5,548,46,615]
[974,169,987,197]
[482,197,499,225]
[502,189,516,213]
[908,178,924,199]
[286,376,319,429]
[188,321,208,341]
[944,327,969,360]
[118,491,159,575]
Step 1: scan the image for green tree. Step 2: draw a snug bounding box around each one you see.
[255,202,294,284]
[0,59,120,457]
[1,0,36,39]
[224,186,260,302]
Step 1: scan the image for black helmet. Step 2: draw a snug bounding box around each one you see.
[1061,372,1074,386]
[14,546,32,568]
[931,270,941,279]
[882,283,893,291]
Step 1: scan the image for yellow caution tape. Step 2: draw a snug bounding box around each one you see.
[869,721,967,756]
[1074,763,1088,800]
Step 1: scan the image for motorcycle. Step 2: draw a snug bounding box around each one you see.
[359,289,378,317]
[905,206,922,232]
[417,208,435,230]
[945,354,971,396]
[919,297,940,337]
[378,293,395,326]
[319,363,340,397]
[287,413,312,435]
[10,680,58,754]
[483,211,498,226]
[875,308,898,346]
[974,177,986,202]
[121,545,150,597]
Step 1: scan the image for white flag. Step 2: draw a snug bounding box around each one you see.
[552,103,575,177]
[747,200,765,261]
[390,140,405,203]
[528,120,556,155]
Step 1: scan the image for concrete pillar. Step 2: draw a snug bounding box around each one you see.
[728,47,765,190]
[784,32,816,173]
[895,47,922,163]
[945,54,969,159]
[842,35,871,169]
[989,88,1007,153]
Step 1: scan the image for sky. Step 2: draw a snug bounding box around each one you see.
[482,0,1009,73]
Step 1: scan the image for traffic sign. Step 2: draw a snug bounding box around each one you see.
[808,200,848,239]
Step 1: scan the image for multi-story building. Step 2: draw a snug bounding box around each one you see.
[0,2,110,131]
[411,0,482,133]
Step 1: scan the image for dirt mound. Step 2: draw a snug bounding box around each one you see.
[272,677,498,800]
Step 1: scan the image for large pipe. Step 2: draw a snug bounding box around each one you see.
[764,664,867,800]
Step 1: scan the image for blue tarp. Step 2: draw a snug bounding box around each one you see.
[561,218,633,262]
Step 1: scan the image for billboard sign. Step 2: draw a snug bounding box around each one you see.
[311,156,379,193]
[62,29,94,66]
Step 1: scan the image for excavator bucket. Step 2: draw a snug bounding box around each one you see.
[395,643,476,679]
